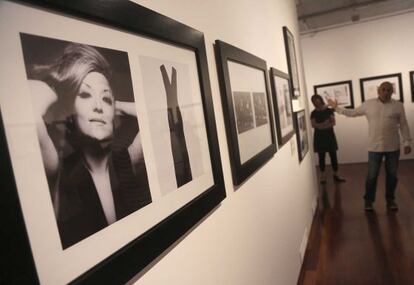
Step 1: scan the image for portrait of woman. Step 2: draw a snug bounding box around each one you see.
[20,33,152,249]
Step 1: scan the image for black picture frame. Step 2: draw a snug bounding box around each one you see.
[360,73,403,102]
[269,67,295,147]
[314,80,355,109]
[283,26,301,98]
[293,110,309,163]
[1,1,225,284]
[410,71,414,102]
[215,40,276,186]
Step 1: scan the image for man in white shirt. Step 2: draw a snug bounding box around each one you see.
[328,81,412,211]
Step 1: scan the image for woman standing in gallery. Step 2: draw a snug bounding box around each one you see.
[310,94,345,184]
[26,40,152,248]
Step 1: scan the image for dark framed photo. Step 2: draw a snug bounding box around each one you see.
[215,40,276,186]
[0,1,225,284]
[293,110,309,163]
[410,71,414,102]
[283,26,300,98]
[269,68,295,147]
[314,80,354,109]
[360,73,403,102]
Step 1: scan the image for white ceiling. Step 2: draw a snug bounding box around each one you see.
[296,0,414,34]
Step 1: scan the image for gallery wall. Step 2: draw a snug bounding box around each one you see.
[301,12,414,164]
[126,0,319,284]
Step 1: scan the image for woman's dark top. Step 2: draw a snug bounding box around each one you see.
[310,108,338,152]
[56,149,152,249]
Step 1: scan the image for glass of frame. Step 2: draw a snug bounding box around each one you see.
[215,40,276,186]
[410,71,414,102]
[269,68,295,148]
[314,80,354,109]
[360,73,403,102]
[0,1,225,284]
[293,110,309,163]
[283,26,301,98]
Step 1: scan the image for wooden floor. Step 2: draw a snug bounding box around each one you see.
[298,160,414,285]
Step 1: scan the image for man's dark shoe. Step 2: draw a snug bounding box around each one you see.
[333,175,346,183]
[365,201,374,211]
[387,201,398,211]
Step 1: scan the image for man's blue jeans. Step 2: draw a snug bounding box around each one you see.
[365,150,400,203]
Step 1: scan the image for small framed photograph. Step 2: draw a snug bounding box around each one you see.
[283,26,301,98]
[293,110,309,163]
[0,1,225,284]
[215,40,277,185]
[410,71,414,102]
[269,67,295,147]
[314,80,354,109]
[360,73,403,102]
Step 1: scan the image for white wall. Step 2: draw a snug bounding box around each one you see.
[301,12,414,164]
[127,1,319,284]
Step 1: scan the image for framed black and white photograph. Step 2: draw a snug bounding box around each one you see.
[293,110,309,163]
[234,91,255,133]
[314,80,354,109]
[283,26,300,98]
[269,68,295,147]
[215,40,276,186]
[0,1,225,284]
[410,71,414,102]
[360,73,403,102]
[253,92,268,127]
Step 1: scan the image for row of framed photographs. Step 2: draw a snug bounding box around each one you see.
[314,72,414,109]
[0,1,306,285]
[215,39,308,185]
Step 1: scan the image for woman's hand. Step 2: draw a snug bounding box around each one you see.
[329,116,336,127]
[312,119,333,129]
[115,101,137,117]
[320,120,332,129]
[29,80,58,118]
[327,98,338,109]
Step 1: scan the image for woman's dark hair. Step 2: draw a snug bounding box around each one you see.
[32,43,113,103]
[311,94,325,105]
